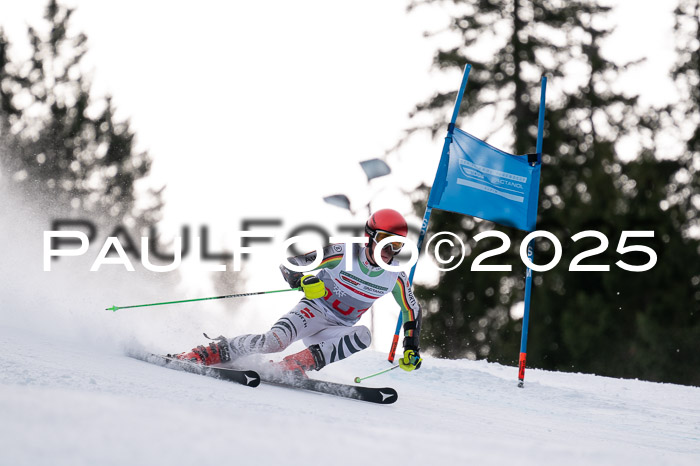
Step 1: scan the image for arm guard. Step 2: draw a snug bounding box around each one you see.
[279,244,344,288]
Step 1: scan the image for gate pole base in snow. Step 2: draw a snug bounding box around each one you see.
[517,352,527,388]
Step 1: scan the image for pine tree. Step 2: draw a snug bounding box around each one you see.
[669,0,699,233]
[405,0,700,384]
[0,0,161,229]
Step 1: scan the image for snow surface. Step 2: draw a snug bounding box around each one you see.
[1,322,699,466]
[1,194,699,466]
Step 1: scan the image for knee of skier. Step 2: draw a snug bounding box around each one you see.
[263,329,291,353]
[355,325,371,349]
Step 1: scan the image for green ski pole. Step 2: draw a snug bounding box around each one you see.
[354,364,400,383]
[106,287,300,312]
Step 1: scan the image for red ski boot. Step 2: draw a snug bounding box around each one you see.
[273,344,325,377]
[171,335,231,366]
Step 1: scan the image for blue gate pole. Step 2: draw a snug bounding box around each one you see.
[388,64,472,362]
[518,76,547,387]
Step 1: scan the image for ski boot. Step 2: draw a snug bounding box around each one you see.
[170,335,231,366]
[272,344,325,378]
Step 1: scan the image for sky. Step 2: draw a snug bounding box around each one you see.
[0,0,684,349]
[0,1,680,226]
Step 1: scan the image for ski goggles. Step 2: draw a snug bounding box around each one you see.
[370,230,405,253]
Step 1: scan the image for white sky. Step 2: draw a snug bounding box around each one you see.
[0,0,683,348]
[1,1,680,227]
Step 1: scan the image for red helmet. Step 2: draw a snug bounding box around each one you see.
[365,209,408,238]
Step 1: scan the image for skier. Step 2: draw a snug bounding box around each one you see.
[173,208,423,376]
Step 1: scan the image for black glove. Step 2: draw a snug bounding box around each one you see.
[280,265,304,288]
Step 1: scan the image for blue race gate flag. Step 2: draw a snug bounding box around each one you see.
[391,64,547,390]
[428,128,541,232]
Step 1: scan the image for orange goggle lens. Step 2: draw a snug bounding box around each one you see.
[373,230,404,253]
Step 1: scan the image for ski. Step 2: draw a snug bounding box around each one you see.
[130,353,396,403]
[131,353,261,388]
[260,374,398,404]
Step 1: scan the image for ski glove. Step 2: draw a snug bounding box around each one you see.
[300,275,326,300]
[399,348,422,372]
[280,265,304,289]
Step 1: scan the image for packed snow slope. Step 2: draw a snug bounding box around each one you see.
[1,322,699,466]
[0,195,698,465]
